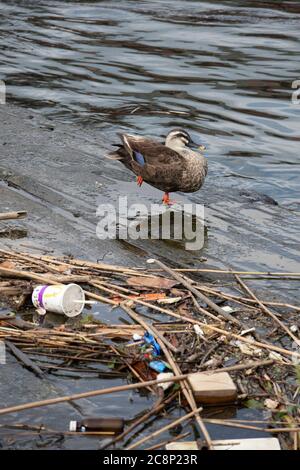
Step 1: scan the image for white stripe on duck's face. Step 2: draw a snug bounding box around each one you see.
[165,129,191,151]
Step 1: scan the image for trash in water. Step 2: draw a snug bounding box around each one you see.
[133,333,143,341]
[0,249,299,450]
[157,372,174,391]
[193,324,205,337]
[143,331,161,355]
[149,360,167,373]
[69,417,124,434]
[32,283,85,317]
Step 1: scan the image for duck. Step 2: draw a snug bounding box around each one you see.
[107,129,207,205]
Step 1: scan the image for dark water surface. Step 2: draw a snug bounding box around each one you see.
[0,0,300,204]
[0,0,300,450]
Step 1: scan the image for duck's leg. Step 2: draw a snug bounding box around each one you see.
[162,192,170,204]
[162,192,173,205]
[136,175,143,187]
[162,192,177,205]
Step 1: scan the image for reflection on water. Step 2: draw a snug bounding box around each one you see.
[0,0,299,206]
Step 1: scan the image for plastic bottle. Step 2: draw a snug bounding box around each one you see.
[69,417,124,434]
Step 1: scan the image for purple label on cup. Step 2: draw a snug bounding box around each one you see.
[37,286,48,309]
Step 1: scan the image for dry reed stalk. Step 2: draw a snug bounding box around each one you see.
[87,283,300,360]
[145,431,191,450]
[204,359,275,374]
[126,407,203,450]
[0,374,189,417]
[202,418,300,434]
[0,249,65,274]
[0,211,27,221]
[235,275,300,347]
[190,294,222,322]
[32,254,143,276]
[148,267,300,277]
[122,303,213,449]
[195,286,300,312]
[109,343,155,393]
[100,392,177,450]
[147,259,240,325]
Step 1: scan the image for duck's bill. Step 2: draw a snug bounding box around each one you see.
[189,140,206,151]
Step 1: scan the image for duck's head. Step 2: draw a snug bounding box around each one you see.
[165,129,205,152]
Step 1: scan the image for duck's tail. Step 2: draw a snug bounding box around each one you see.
[106,150,123,160]
[106,133,134,161]
[106,141,126,160]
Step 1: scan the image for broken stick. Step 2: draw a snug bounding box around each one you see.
[0,211,27,221]
[147,259,241,325]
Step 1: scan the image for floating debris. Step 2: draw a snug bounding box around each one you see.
[32,284,85,317]
[0,248,299,450]
[188,371,238,405]
[166,437,281,450]
[69,417,124,434]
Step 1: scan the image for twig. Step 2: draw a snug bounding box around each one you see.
[122,303,179,354]
[89,281,300,360]
[148,267,300,278]
[0,374,189,417]
[5,340,44,378]
[122,303,213,449]
[235,275,300,347]
[190,294,222,322]
[126,407,203,450]
[147,259,241,325]
[207,359,275,374]
[0,211,27,221]
[100,392,176,450]
[195,285,300,312]
[203,418,300,434]
[145,431,191,450]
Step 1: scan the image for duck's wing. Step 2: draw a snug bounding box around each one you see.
[108,133,185,187]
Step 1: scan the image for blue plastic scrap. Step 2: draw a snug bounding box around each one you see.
[149,361,166,373]
[143,332,161,356]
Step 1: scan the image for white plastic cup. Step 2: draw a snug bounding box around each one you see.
[32,284,85,317]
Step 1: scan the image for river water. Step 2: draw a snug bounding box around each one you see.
[1,1,300,204]
[0,0,299,450]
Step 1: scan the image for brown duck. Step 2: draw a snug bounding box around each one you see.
[108,129,207,204]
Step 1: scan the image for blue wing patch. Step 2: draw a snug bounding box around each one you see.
[133,150,145,166]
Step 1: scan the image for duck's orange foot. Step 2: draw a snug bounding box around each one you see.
[162,192,176,206]
[136,175,143,187]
